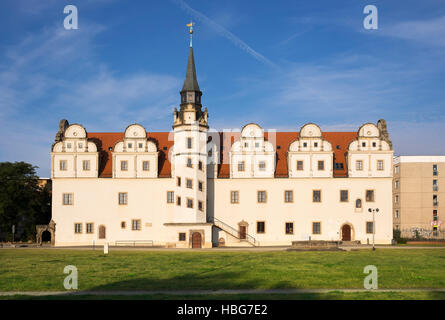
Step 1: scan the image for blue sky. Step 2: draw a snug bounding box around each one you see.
[1,0,444,177]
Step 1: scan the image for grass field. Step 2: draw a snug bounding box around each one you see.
[1,249,444,299]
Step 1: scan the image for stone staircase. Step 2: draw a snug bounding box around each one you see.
[209,217,259,246]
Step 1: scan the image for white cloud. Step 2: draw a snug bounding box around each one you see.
[173,0,279,69]
[381,15,445,47]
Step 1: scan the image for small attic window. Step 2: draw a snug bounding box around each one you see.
[108,147,113,151]
[277,145,281,149]
[336,145,341,150]
[163,146,167,151]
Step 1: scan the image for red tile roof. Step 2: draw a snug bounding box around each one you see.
[88,131,356,178]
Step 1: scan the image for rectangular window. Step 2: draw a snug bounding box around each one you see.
[118,192,128,205]
[257,191,267,203]
[121,221,126,229]
[356,160,363,171]
[318,160,325,171]
[395,180,399,189]
[257,221,265,234]
[63,193,73,205]
[132,219,141,231]
[187,198,193,208]
[179,233,186,241]
[142,161,150,171]
[82,160,90,171]
[238,161,245,172]
[86,223,93,234]
[59,160,67,171]
[177,196,181,206]
[187,137,192,149]
[377,160,384,171]
[231,191,239,204]
[433,164,438,176]
[186,158,193,168]
[128,143,133,149]
[284,190,293,203]
[395,166,400,174]
[395,210,399,219]
[312,222,321,235]
[74,223,82,234]
[335,163,344,170]
[138,143,143,149]
[395,195,399,204]
[366,221,374,234]
[198,201,203,211]
[285,222,294,235]
[433,180,438,191]
[366,190,375,202]
[121,160,128,171]
[167,191,174,203]
[186,179,193,189]
[198,161,203,171]
[177,177,181,187]
[297,160,304,171]
[313,190,321,203]
[340,190,348,202]
[198,181,203,192]
[259,161,266,171]
[433,195,438,206]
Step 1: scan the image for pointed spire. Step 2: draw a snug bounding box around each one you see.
[181,46,201,92]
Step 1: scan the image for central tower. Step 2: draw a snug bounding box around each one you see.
[172,26,209,223]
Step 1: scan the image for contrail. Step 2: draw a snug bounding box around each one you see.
[173,0,279,70]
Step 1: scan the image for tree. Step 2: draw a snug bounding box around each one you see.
[0,162,51,241]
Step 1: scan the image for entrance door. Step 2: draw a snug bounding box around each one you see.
[99,225,106,239]
[239,226,247,240]
[342,224,351,241]
[192,232,202,248]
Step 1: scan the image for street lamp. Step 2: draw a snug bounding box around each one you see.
[368,208,379,251]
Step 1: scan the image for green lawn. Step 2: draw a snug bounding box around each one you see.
[0,249,444,293]
[2,292,445,300]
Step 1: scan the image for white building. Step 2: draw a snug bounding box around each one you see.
[50,42,394,248]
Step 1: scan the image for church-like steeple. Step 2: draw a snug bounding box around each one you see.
[173,25,208,129]
[181,46,201,93]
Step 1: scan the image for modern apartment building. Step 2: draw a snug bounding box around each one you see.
[393,156,445,238]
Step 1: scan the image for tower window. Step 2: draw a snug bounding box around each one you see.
[198,161,203,170]
[177,177,181,186]
[187,198,194,208]
[186,179,193,189]
[198,201,203,211]
[187,158,193,168]
[187,137,193,149]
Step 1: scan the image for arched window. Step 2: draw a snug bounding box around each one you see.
[356,199,362,209]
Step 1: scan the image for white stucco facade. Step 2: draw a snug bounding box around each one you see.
[50,45,394,248]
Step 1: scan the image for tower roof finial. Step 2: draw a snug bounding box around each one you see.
[186,21,194,47]
[181,22,200,92]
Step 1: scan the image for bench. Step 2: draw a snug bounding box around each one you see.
[114,240,154,247]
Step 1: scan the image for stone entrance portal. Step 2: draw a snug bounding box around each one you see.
[36,220,56,246]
